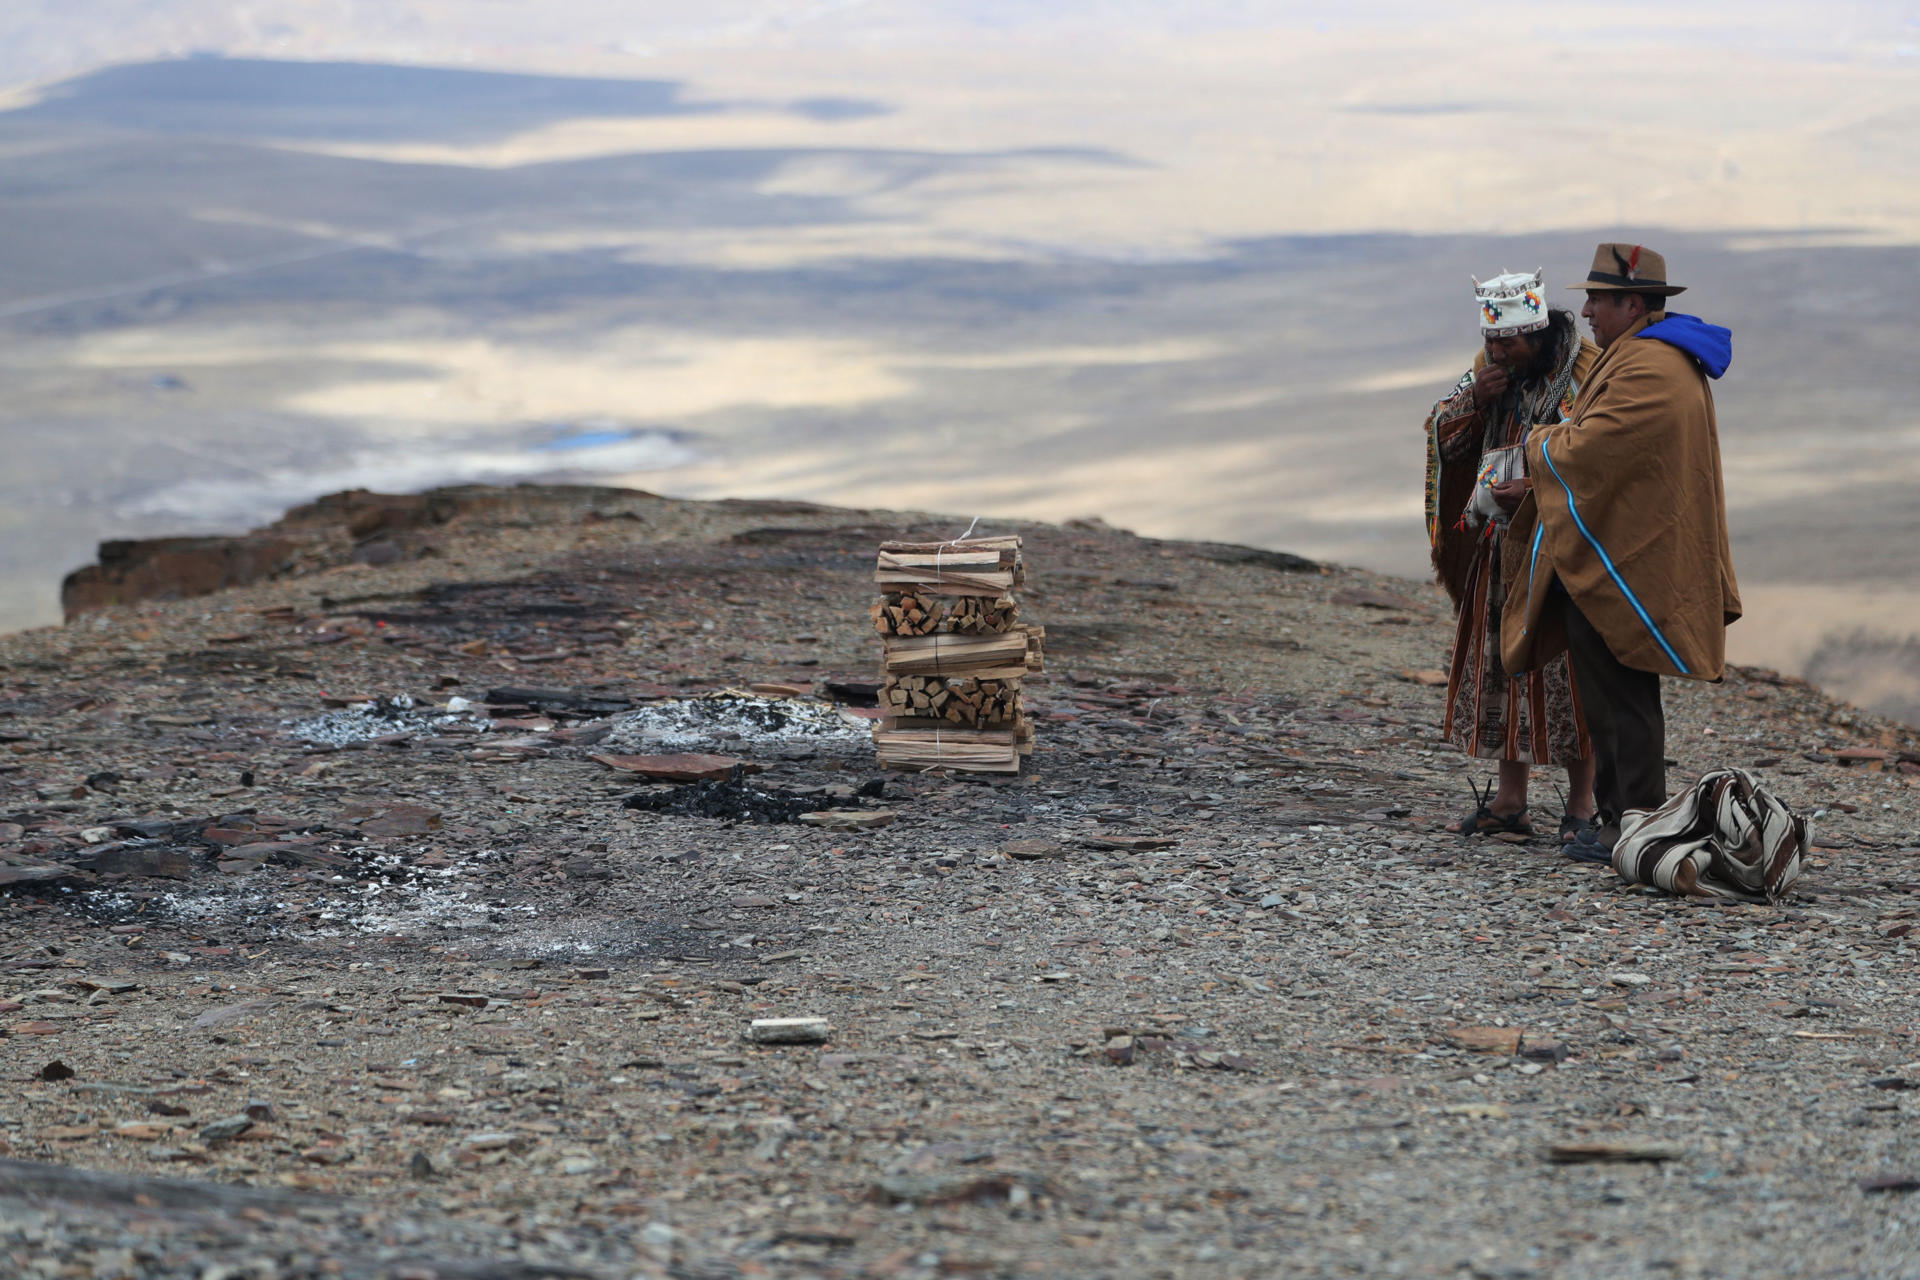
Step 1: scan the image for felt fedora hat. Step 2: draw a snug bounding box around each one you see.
[1568,242,1687,295]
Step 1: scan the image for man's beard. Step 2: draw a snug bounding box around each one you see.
[1504,337,1556,387]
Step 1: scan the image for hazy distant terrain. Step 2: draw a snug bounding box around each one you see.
[1,2,1918,719]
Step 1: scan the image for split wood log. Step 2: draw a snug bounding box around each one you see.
[878,535,1021,563]
[880,626,1043,678]
[873,567,1015,594]
[870,591,1018,637]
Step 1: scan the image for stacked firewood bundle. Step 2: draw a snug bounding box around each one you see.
[870,535,1041,773]
[881,675,1021,725]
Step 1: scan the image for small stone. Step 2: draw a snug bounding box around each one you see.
[749,682,811,698]
[354,802,443,837]
[1519,1038,1570,1063]
[1835,747,1891,766]
[1547,1141,1686,1164]
[1082,834,1178,852]
[38,1060,74,1082]
[1331,587,1424,610]
[159,1146,214,1164]
[1606,972,1651,988]
[1448,1026,1523,1055]
[1859,1173,1920,1194]
[200,1116,254,1142]
[243,1099,277,1122]
[114,1122,175,1141]
[871,1170,1049,1206]
[1002,839,1065,861]
[748,1017,831,1044]
[466,1132,517,1151]
[191,1000,276,1030]
[409,1151,436,1180]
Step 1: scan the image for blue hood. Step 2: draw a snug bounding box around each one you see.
[1639,313,1732,379]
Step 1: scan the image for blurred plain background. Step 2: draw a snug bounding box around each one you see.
[2,1,1916,719]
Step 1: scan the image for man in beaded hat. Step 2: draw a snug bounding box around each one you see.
[1499,243,1742,858]
[1423,269,1599,842]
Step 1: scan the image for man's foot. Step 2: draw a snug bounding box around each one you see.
[1558,811,1598,844]
[1562,823,1620,864]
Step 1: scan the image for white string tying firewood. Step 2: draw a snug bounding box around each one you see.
[926,517,980,679]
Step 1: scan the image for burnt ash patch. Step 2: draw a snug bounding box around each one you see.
[623,774,827,824]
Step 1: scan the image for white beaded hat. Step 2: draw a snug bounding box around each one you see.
[1474,270,1549,337]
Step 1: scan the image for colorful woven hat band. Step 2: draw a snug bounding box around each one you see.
[1474,270,1549,338]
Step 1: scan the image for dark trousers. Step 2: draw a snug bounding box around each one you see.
[1559,590,1667,830]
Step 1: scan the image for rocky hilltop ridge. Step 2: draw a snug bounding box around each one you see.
[59,485,654,620]
[1,483,1917,1278]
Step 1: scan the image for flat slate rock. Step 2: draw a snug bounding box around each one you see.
[68,845,195,879]
[1331,587,1426,611]
[0,864,76,886]
[799,809,896,830]
[1079,834,1178,852]
[591,752,764,783]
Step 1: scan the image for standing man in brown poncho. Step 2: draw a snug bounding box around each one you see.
[1500,244,1742,858]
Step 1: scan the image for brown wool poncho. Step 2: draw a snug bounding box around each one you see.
[1501,312,1742,681]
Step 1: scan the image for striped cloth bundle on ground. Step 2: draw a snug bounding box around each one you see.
[1611,768,1810,902]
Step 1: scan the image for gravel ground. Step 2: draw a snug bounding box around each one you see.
[0,487,1916,1280]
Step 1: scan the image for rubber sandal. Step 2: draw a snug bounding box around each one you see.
[1558,811,1598,844]
[1449,778,1532,839]
[1552,783,1598,845]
